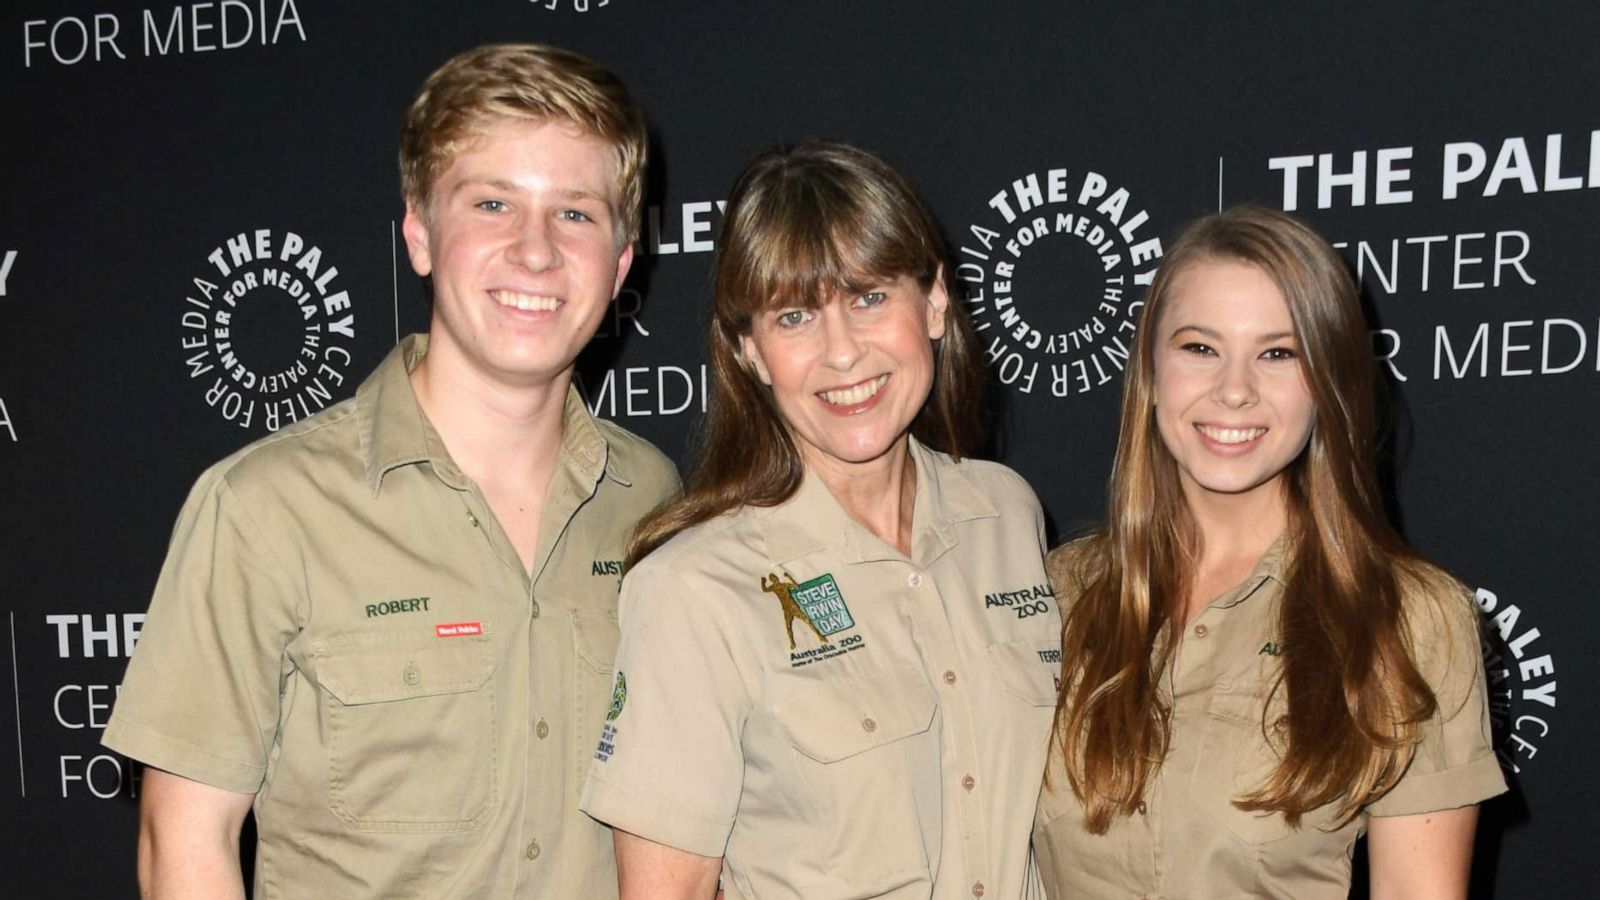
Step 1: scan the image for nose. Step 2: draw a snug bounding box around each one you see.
[509,213,559,271]
[819,304,865,371]
[1213,356,1258,408]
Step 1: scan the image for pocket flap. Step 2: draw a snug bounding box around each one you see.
[773,666,937,764]
[988,639,1061,706]
[318,638,494,706]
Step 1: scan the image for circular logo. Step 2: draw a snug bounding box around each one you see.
[957,168,1166,397]
[177,228,357,432]
[1475,585,1558,774]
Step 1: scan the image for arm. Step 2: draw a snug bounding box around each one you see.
[1366,805,1478,900]
[137,767,255,900]
[614,829,721,900]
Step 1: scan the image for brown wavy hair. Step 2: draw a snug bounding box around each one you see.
[627,142,985,566]
[1051,205,1442,832]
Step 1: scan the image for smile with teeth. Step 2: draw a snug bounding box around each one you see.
[818,374,889,407]
[492,289,561,312]
[1197,424,1267,445]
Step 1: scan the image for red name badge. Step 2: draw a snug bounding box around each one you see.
[435,622,483,638]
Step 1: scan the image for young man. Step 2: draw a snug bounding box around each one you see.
[102,44,679,898]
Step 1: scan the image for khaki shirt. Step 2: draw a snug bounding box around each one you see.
[582,440,1060,900]
[104,335,680,899]
[1034,539,1506,899]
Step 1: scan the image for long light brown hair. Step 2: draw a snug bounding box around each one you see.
[627,142,985,566]
[1052,205,1442,832]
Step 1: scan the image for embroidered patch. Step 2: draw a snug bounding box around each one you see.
[606,672,627,721]
[791,574,855,636]
[435,622,482,637]
[761,572,827,650]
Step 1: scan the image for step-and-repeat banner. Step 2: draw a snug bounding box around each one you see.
[4,2,1594,896]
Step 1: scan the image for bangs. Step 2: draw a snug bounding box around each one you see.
[718,152,940,324]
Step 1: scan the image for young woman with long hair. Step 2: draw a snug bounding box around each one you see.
[1035,206,1505,899]
[581,142,1061,899]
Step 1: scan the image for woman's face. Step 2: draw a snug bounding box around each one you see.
[1152,258,1315,509]
[741,273,948,474]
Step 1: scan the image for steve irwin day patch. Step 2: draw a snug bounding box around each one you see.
[762,572,867,668]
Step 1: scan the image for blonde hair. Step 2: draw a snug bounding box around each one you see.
[398,43,647,241]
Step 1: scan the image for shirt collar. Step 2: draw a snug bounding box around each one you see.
[758,437,998,569]
[358,333,622,495]
[1213,534,1290,609]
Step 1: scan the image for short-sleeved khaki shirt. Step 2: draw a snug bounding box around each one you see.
[103,335,680,899]
[1034,539,1507,899]
[581,440,1060,900]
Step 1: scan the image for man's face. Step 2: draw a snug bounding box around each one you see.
[402,118,633,390]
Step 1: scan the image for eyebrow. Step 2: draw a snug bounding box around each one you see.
[1167,324,1296,342]
[447,180,612,206]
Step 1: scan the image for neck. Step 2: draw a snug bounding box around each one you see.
[409,351,570,489]
[1185,479,1288,568]
[807,437,918,557]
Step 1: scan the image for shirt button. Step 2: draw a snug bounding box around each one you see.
[908,573,923,588]
[467,512,480,528]
[943,670,958,685]
[1136,801,1148,815]
[1274,715,1289,731]
[525,839,541,860]
[403,663,421,686]
[971,882,986,898]
[1193,623,1209,637]
[536,718,550,739]
[530,600,541,619]
[961,774,976,791]
[861,717,878,733]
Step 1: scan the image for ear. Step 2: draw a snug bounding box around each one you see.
[401,204,433,277]
[611,240,635,298]
[925,267,950,341]
[739,333,773,386]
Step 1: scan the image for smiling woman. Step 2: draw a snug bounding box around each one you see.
[581,142,1063,900]
[1035,206,1506,900]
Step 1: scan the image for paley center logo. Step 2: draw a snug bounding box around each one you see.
[178,228,356,431]
[1475,585,1558,774]
[958,167,1165,397]
[528,0,610,11]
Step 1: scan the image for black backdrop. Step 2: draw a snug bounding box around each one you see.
[4,2,1596,896]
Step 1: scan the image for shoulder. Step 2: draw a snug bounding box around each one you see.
[628,506,760,581]
[937,452,1043,514]
[1393,557,1483,693]
[1394,558,1478,638]
[1046,534,1105,602]
[202,396,363,502]
[597,418,682,500]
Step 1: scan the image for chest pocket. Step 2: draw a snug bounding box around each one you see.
[988,639,1061,708]
[1190,683,1308,846]
[770,665,940,884]
[773,666,937,763]
[316,632,497,832]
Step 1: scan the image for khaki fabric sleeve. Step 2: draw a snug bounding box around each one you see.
[102,465,303,794]
[581,557,752,858]
[1045,536,1098,608]
[1368,578,1507,817]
